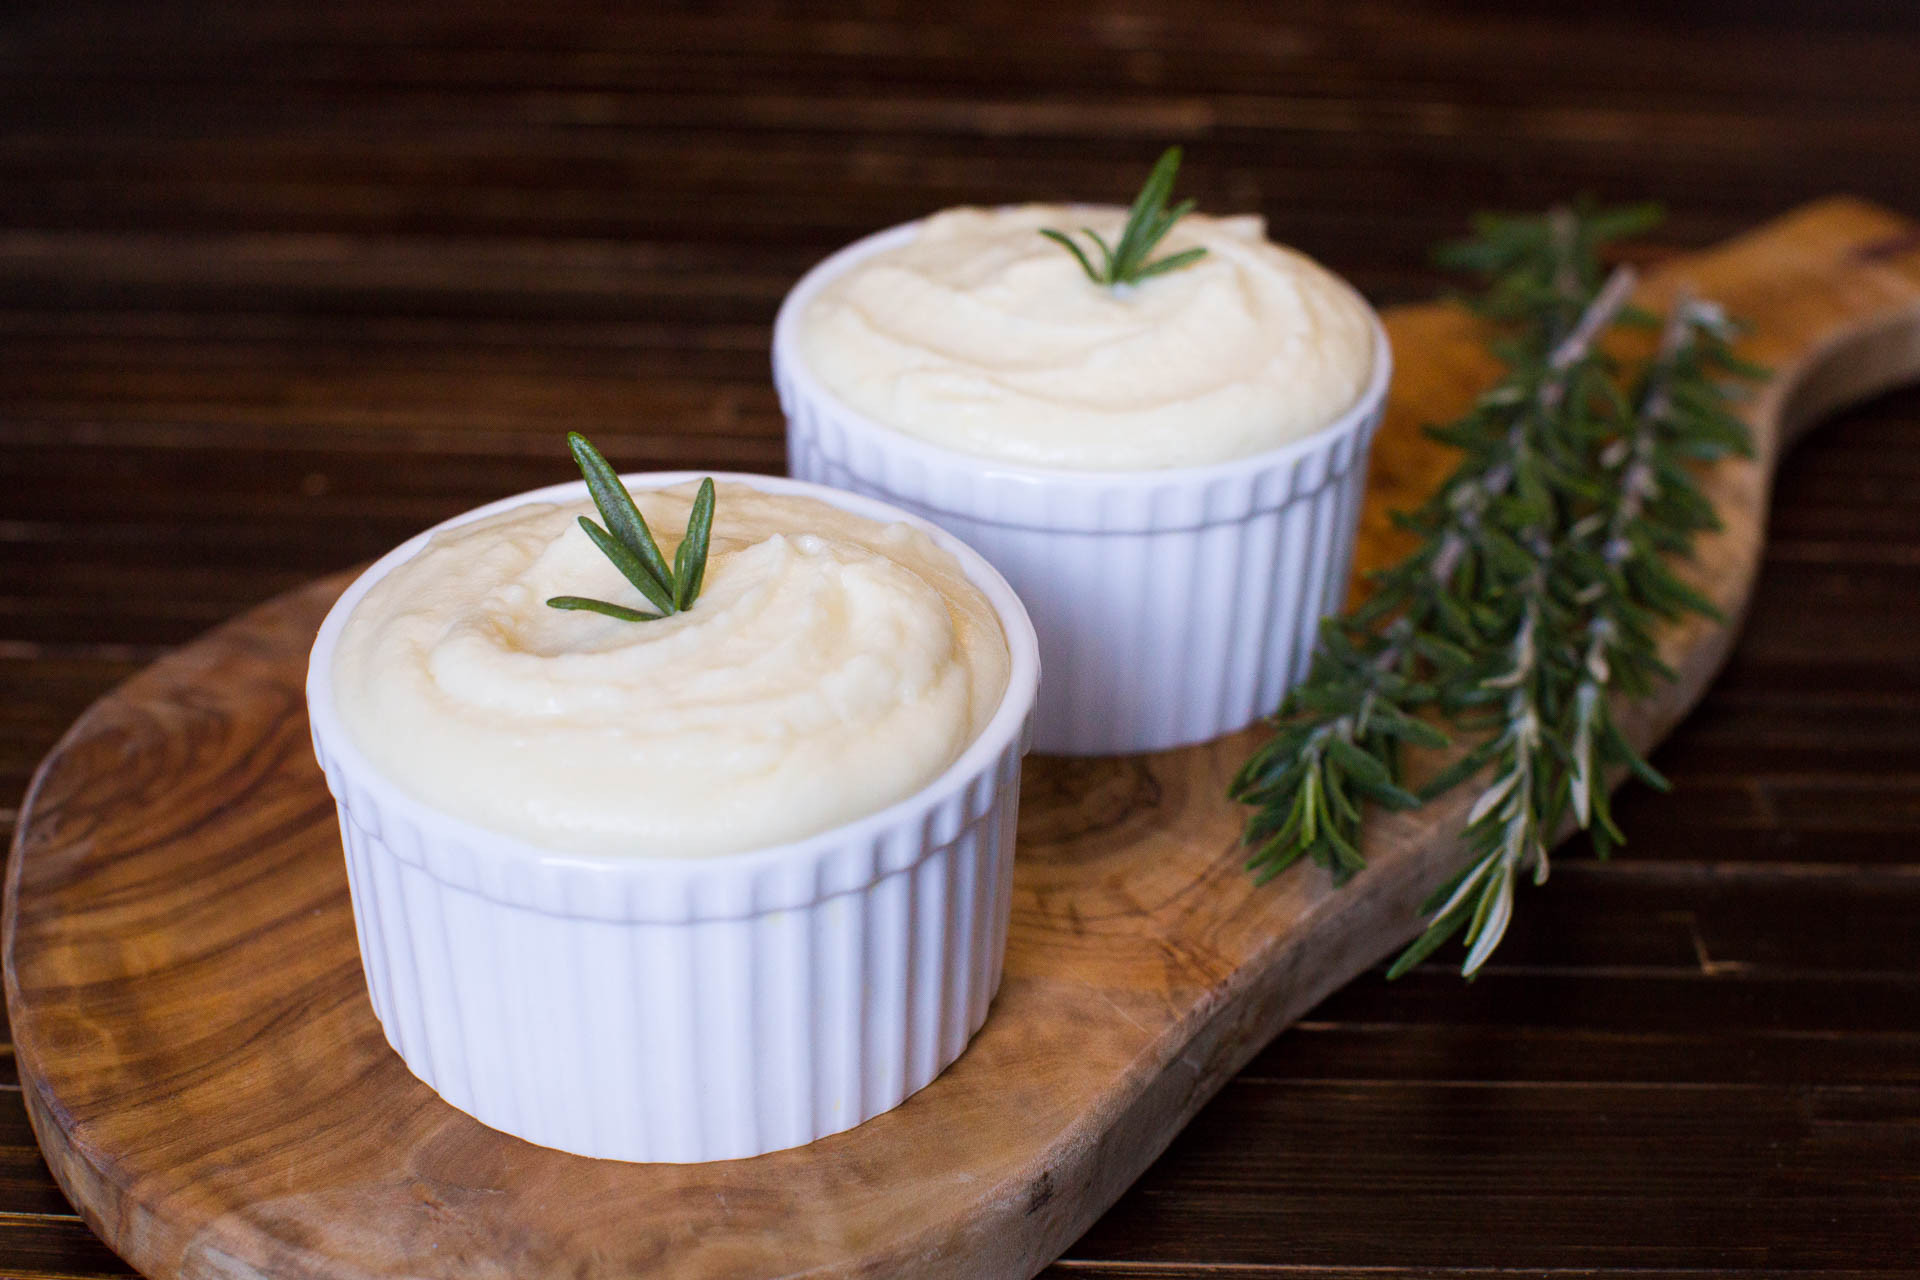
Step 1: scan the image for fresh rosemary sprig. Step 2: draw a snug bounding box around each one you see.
[1229,204,1763,978]
[546,431,716,622]
[1040,146,1208,287]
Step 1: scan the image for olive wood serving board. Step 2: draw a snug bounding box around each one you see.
[9,198,1920,1280]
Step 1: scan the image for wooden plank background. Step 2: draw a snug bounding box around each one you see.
[3,1,1917,1275]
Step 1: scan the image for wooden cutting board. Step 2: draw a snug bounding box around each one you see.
[7,198,1919,1280]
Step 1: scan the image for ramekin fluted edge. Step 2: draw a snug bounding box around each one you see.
[774,219,1392,755]
[305,472,1040,1163]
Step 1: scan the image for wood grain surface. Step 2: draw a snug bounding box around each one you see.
[6,199,1917,1280]
[4,3,1920,1277]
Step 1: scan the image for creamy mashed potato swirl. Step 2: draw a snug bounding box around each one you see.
[332,482,1010,858]
[798,205,1376,470]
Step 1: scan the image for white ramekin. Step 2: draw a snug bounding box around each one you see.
[774,220,1392,756]
[306,472,1040,1163]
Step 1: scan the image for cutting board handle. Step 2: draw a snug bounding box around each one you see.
[1647,197,1920,459]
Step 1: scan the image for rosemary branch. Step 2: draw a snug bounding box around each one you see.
[1230,204,1762,978]
[1040,147,1208,287]
[547,432,716,623]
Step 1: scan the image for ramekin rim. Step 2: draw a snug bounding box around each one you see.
[304,470,1041,880]
[770,213,1395,487]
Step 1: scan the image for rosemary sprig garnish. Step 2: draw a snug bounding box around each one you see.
[1040,146,1208,287]
[546,431,716,622]
[1229,204,1763,978]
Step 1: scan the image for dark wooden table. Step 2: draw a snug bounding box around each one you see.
[5,2,1918,1275]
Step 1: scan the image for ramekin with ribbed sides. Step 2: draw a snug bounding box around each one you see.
[305,471,1039,1163]
[776,206,1392,755]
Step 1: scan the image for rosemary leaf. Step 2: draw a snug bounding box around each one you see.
[1083,228,1118,277]
[1131,246,1210,281]
[568,431,677,597]
[673,477,716,610]
[546,595,663,623]
[1113,148,1182,269]
[576,517,679,618]
[1039,229,1101,283]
